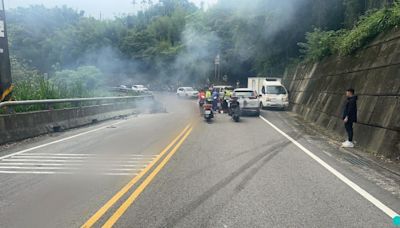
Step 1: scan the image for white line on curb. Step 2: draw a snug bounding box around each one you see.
[259,115,399,219]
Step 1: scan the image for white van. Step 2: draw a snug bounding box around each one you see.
[248,77,289,109]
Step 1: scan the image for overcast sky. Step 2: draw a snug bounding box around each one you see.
[5,0,218,18]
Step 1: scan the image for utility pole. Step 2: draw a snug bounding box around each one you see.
[214,54,220,82]
[0,0,12,102]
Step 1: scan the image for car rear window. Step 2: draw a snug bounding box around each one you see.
[234,91,256,98]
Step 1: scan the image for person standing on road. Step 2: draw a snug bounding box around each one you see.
[342,88,358,148]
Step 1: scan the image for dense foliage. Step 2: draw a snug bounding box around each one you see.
[300,2,400,61]
[6,0,398,97]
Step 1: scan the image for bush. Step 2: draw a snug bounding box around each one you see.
[298,29,341,62]
[337,8,393,55]
[299,2,400,60]
[51,66,105,97]
[5,62,112,113]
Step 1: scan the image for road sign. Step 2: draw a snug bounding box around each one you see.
[214,54,220,65]
[223,75,228,82]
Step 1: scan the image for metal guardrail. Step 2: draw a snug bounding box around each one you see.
[0,95,154,109]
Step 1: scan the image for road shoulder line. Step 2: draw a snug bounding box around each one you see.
[259,115,399,220]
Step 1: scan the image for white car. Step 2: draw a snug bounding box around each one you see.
[132,85,151,93]
[176,87,198,98]
[233,88,261,116]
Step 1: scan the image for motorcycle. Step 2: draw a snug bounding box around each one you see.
[203,100,214,122]
[199,95,206,106]
[221,97,230,114]
[199,95,205,115]
[229,97,241,122]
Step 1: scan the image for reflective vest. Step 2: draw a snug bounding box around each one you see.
[224,90,232,99]
[205,90,212,99]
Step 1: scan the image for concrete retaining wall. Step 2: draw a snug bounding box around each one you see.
[0,100,157,145]
[282,28,400,158]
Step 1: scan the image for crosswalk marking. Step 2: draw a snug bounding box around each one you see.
[2,159,151,163]
[0,166,141,171]
[0,171,137,176]
[9,156,154,161]
[20,153,157,158]
[0,163,147,167]
[21,153,157,157]
[0,153,155,176]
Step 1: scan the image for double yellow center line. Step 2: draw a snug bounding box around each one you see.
[82,123,194,228]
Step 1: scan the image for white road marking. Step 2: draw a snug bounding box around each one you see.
[0,116,159,176]
[0,151,155,176]
[259,115,399,219]
[20,153,158,157]
[0,120,127,161]
[0,166,142,171]
[0,171,135,176]
[0,163,147,168]
[11,155,154,160]
[2,159,151,163]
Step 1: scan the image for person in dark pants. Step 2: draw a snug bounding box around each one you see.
[342,88,358,148]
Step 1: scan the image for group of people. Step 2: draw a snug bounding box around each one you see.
[197,87,233,113]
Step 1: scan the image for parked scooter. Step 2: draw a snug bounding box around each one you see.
[229,97,241,122]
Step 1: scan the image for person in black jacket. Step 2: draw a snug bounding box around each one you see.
[342,88,358,148]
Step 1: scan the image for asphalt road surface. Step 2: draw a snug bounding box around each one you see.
[0,94,399,228]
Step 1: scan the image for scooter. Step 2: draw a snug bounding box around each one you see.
[199,95,205,115]
[199,95,206,106]
[221,97,230,114]
[203,100,214,122]
[229,97,241,122]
